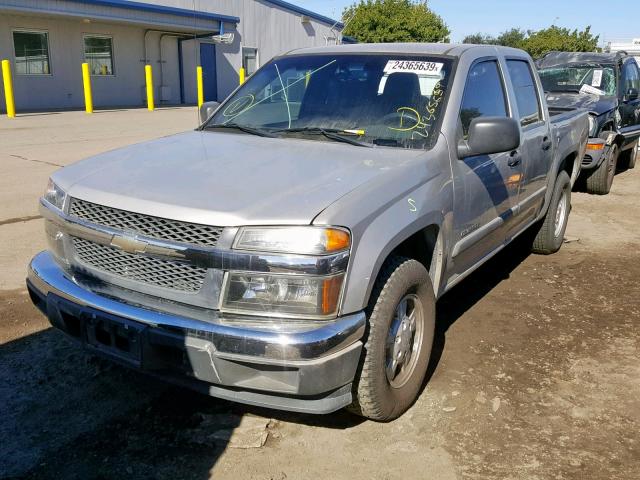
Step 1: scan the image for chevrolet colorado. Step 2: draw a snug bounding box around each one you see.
[28,44,588,421]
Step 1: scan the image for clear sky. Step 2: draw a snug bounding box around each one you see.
[297,0,639,45]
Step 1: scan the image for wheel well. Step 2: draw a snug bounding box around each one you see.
[558,152,576,178]
[388,225,439,272]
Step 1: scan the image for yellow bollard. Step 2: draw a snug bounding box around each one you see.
[239,67,245,85]
[196,66,204,108]
[145,64,154,111]
[82,63,93,114]
[1,59,16,118]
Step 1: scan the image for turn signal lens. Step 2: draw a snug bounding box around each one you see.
[586,142,605,151]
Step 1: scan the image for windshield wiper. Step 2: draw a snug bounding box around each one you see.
[204,122,277,138]
[276,127,372,148]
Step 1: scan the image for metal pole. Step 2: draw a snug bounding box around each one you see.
[196,66,204,108]
[239,67,245,85]
[82,63,93,114]
[145,64,155,111]
[1,59,16,118]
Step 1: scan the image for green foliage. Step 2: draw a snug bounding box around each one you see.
[522,26,600,58]
[342,0,450,43]
[463,25,599,58]
[496,28,527,49]
[462,33,498,45]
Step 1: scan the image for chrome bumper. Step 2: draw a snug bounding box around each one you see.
[27,251,366,414]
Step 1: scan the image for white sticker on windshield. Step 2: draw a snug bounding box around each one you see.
[592,69,603,87]
[580,84,605,96]
[384,60,443,76]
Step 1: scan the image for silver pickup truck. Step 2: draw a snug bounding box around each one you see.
[27,44,588,421]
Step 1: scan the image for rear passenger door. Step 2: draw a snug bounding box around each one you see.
[451,58,523,275]
[505,58,551,224]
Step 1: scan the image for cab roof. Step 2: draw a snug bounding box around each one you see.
[537,51,628,68]
[287,42,529,59]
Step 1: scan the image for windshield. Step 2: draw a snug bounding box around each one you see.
[538,64,617,96]
[206,54,453,149]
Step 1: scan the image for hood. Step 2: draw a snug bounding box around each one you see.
[545,91,617,116]
[53,130,425,226]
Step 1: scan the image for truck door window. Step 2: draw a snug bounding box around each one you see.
[622,61,640,93]
[459,60,508,137]
[507,60,542,127]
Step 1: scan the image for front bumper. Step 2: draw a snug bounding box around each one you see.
[27,251,366,414]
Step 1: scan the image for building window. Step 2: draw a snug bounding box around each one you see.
[13,30,51,75]
[242,47,259,77]
[84,35,114,76]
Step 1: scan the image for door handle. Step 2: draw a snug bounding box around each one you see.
[542,136,552,151]
[508,151,521,167]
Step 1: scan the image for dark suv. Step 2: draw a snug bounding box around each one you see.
[537,51,639,194]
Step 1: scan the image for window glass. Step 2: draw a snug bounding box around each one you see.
[538,64,617,96]
[84,36,114,75]
[13,31,50,75]
[208,54,453,149]
[507,60,542,126]
[460,60,507,136]
[623,62,640,92]
[242,48,258,76]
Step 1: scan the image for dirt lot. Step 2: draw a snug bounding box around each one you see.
[1,109,639,480]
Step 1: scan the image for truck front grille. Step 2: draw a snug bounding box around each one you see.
[72,237,207,293]
[69,198,223,248]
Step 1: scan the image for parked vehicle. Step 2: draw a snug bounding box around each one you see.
[537,51,640,194]
[27,44,588,421]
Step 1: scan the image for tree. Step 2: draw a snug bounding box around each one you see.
[342,0,450,44]
[521,26,600,58]
[462,33,497,45]
[496,28,526,49]
[462,25,599,59]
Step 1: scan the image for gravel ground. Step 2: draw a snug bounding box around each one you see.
[0,110,638,480]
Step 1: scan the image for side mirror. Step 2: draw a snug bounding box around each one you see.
[199,101,221,123]
[457,117,521,158]
[624,88,639,102]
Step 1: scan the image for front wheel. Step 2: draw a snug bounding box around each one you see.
[348,256,436,421]
[532,170,571,255]
[585,143,618,194]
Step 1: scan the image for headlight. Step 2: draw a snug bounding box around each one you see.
[588,115,598,136]
[233,226,350,255]
[43,178,67,211]
[221,272,344,318]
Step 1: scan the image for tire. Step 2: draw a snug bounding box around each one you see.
[585,143,618,194]
[619,145,637,170]
[348,256,436,421]
[532,170,571,255]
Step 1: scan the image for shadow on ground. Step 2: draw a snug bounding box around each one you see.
[1,235,534,479]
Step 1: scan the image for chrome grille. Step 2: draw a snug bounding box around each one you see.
[72,237,207,293]
[69,198,223,247]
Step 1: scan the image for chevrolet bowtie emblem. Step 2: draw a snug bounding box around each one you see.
[110,234,148,254]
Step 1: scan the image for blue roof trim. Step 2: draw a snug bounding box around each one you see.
[67,0,240,24]
[261,0,343,28]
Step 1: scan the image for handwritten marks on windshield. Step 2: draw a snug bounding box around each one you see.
[386,79,445,140]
